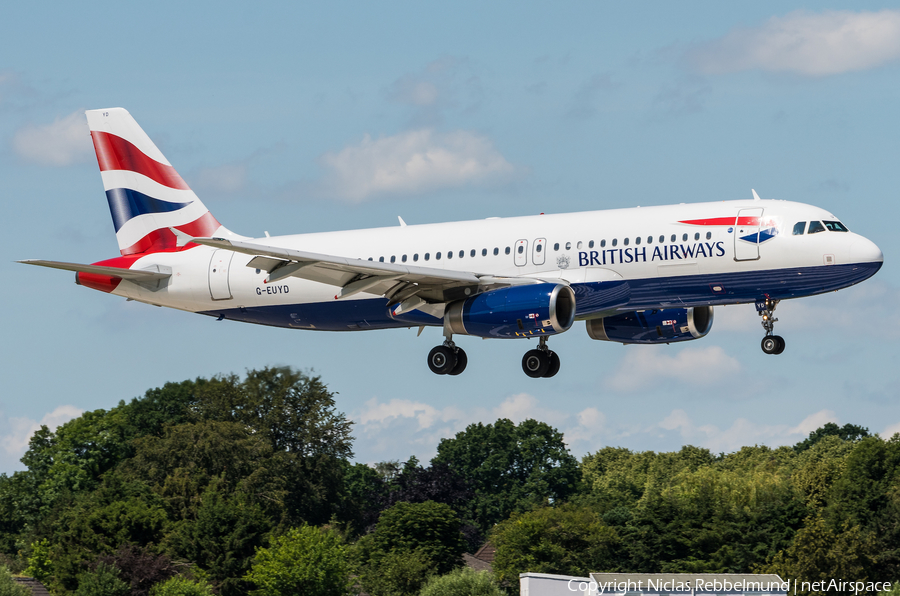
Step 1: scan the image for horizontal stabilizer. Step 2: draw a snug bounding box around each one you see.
[18,260,171,282]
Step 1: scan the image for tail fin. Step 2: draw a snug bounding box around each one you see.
[86,108,232,255]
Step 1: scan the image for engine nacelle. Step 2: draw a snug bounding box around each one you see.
[444,283,576,339]
[585,306,714,344]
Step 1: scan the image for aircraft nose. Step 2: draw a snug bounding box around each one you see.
[849,236,884,264]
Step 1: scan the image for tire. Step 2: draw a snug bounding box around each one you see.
[544,351,561,378]
[449,348,468,375]
[773,335,786,355]
[522,349,550,378]
[761,336,778,355]
[428,345,457,374]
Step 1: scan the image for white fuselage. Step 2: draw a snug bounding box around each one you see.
[102,199,882,334]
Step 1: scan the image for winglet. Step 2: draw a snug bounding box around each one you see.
[398,216,407,227]
[752,189,761,201]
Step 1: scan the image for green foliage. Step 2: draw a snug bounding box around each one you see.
[490,504,621,585]
[166,481,272,596]
[0,566,30,596]
[23,538,52,583]
[245,524,348,596]
[149,576,215,596]
[794,422,869,453]
[419,567,506,596]
[370,501,465,575]
[433,418,579,533]
[762,516,880,595]
[74,562,130,596]
[357,549,433,596]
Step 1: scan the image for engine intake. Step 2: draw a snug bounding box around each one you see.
[445,283,576,339]
[586,306,714,344]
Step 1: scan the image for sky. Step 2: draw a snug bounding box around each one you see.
[2,2,900,474]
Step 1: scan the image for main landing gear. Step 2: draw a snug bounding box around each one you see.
[757,299,785,355]
[427,336,468,376]
[427,334,560,378]
[522,337,560,378]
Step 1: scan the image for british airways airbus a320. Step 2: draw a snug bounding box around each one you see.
[21,108,883,377]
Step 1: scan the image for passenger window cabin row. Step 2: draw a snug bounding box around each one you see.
[367,231,716,264]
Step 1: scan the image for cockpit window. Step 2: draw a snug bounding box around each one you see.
[808,221,826,234]
[823,220,849,232]
[792,222,806,235]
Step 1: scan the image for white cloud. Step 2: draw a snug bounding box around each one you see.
[605,345,741,393]
[354,392,575,462]
[13,110,93,166]
[689,10,900,76]
[387,57,483,124]
[883,421,900,439]
[0,405,83,456]
[789,410,838,436]
[317,129,517,202]
[652,408,835,452]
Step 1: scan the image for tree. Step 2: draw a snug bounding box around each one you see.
[244,525,348,596]
[48,474,170,593]
[355,549,433,596]
[0,566,30,596]
[794,423,870,453]
[433,419,579,532]
[490,504,621,586]
[763,516,880,595]
[419,567,506,596]
[166,481,272,596]
[96,544,179,596]
[369,501,466,575]
[149,576,214,596]
[74,562,130,596]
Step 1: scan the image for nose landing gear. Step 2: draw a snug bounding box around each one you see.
[522,337,560,378]
[757,299,785,355]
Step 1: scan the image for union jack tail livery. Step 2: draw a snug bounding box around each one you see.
[86,108,229,255]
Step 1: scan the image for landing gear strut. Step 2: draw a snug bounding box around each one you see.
[428,332,467,375]
[522,337,561,378]
[756,299,785,355]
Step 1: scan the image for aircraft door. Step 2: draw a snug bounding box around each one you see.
[515,239,528,266]
[208,249,234,300]
[533,238,546,265]
[734,208,763,261]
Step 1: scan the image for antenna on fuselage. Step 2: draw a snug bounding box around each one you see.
[752,189,762,201]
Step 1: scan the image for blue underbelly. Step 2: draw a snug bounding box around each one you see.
[200,262,881,330]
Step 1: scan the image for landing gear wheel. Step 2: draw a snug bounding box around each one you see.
[761,335,785,355]
[773,335,785,354]
[448,348,468,375]
[428,345,457,374]
[522,349,550,378]
[544,351,561,378]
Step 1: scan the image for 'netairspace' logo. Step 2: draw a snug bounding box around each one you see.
[566,578,893,595]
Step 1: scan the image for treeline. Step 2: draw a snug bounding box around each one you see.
[0,367,895,596]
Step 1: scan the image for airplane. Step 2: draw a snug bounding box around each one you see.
[20,108,884,378]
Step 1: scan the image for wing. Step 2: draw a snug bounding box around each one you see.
[189,237,541,309]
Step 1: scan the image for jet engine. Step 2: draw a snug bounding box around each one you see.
[444,283,576,339]
[585,306,714,344]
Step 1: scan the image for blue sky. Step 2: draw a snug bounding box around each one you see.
[2,2,900,474]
